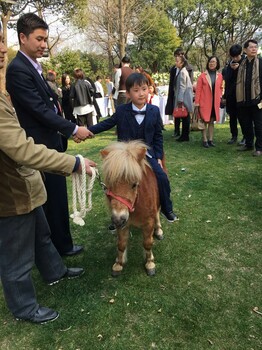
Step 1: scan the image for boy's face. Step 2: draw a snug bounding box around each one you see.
[230,54,241,62]
[126,83,149,109]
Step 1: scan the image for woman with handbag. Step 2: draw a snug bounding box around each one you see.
[194,56,223,148]
[173,56,194,142]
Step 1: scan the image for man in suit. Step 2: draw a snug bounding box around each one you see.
[89,73,178,223]
[0,23,96,323]
[6,13,93,256]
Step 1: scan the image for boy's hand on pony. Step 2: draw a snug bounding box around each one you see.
[157,159,163,169]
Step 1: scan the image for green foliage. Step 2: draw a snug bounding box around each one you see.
[84,52,109,80]
[41,49,92,80]
[0,124,261,349]
[128,8,180,73]
[166,0,262,68]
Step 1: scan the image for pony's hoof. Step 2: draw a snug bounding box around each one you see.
[146,268,156,276]
[111,270,122,277]
[154,233,164,240]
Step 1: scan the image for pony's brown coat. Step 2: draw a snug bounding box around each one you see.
[101,140,163,275]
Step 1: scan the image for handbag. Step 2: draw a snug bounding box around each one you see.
[191,109,205,131]
[173,105,188,118]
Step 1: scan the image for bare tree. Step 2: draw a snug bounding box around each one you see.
[84,0,165,70]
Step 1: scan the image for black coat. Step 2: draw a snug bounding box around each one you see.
[6,51,75,151]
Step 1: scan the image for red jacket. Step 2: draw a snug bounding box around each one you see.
[194,71,223,122]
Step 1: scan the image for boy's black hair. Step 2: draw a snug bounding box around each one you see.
[17,13,48,44]
[229,44,242,57]
[125,73,149,92]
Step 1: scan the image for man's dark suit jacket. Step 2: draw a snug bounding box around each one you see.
[89,102,163,160]
[6,51,76,254]
[6,51,75,151]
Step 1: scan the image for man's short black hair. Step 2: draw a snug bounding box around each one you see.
[17,13,48,44]
[121,55,130,64]
[174,47,184,56]
[229,44,242,57]
[243,39,258,49]
[125,73,149,92]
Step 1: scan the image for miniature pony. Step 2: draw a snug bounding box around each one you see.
[101,140,163,276]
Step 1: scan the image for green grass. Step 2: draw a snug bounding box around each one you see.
[1,123,261,350]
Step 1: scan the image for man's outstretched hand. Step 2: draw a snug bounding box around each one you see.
[74,127,94,142]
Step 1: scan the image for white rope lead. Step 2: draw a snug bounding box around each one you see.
[70,155,97,226]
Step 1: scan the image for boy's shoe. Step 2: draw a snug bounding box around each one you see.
[208,140,215,147]
[161,211,179,223]
[203,141,209,148]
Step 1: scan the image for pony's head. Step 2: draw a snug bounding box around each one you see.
[101,140,149,228]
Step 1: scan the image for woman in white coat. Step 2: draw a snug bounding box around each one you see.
[174,56,194,141]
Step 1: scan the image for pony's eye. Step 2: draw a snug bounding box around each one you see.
[132,183,137,189]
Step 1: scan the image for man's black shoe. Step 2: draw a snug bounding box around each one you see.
[237,145,253,151]
[238,138,246,146]
[62,245,83,257]
[227,137,237,144]
[16,306,59,324]
[48,267,84,286]
[161,211,179,223]
[176,136,189,142]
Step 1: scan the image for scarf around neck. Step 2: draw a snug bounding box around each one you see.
[236,56,261,104]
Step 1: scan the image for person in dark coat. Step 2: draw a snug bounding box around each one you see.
[223,44,245,145]
[6,13,93,256]
[165,48,193,137]
[61,73,76,123]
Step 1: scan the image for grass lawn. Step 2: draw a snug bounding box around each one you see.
[0,122,261,350]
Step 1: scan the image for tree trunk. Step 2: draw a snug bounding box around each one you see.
[0,11,11,93]
[118,0,125,59]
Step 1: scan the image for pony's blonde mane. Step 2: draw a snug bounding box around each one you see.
[101,140,150,188]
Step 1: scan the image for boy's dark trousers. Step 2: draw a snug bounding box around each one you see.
[147,157,173,214]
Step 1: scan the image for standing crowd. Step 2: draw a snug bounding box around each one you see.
[165,43,262,156]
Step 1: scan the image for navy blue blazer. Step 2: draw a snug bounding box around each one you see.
[89,102,164,160]
[6,51,75,151]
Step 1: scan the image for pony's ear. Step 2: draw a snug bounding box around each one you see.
[136,147,147,162]
[100,149,109,158]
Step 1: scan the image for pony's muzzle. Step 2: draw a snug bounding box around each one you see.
[111,212,129,229]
